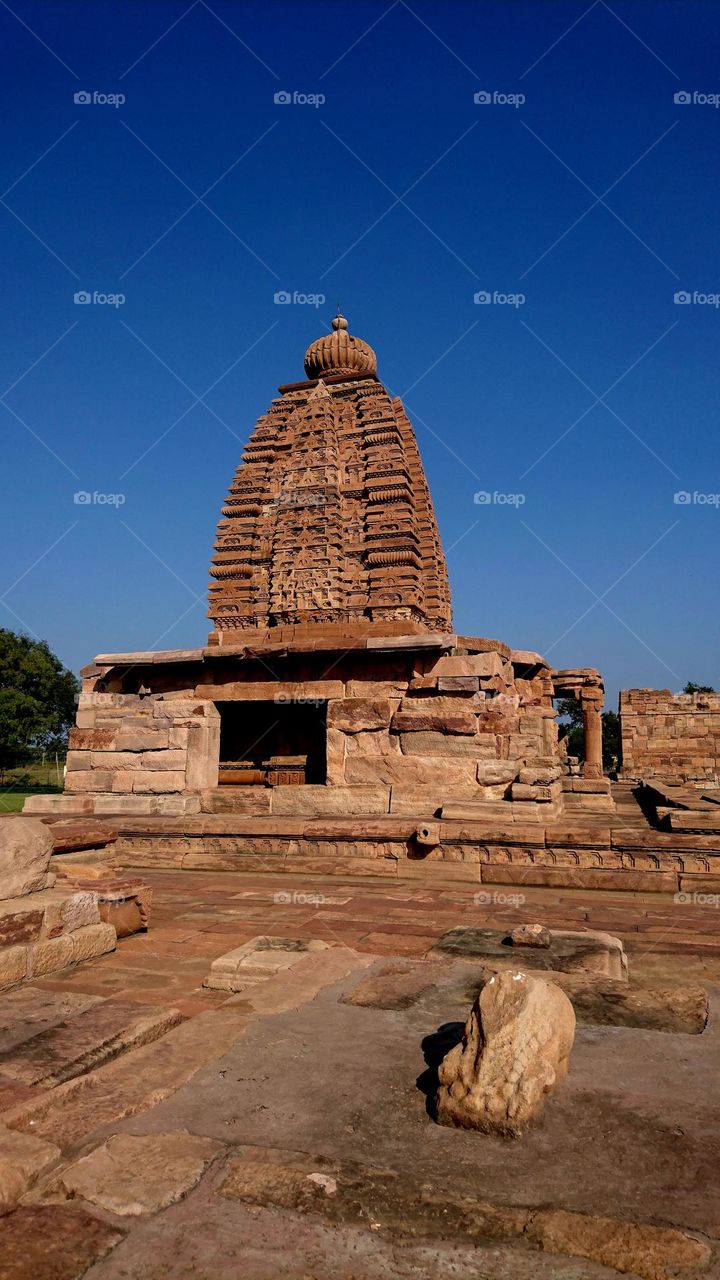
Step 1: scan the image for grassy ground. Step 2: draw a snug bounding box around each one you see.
[0,761,65,813]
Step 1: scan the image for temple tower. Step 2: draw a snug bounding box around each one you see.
[208,314,452,642]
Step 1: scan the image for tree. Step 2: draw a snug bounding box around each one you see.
[0,630,78,780]
[684,681,715,694]
[555,698,621,773]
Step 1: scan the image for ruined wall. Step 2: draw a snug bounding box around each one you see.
[63,694,219,815]
[620,689,720,783]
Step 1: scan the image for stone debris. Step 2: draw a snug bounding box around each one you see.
[432,925,628,981]
[42,1129,222,1216]
[510,923,551,948]
[204,935,331,993]
[436,970,575,1136]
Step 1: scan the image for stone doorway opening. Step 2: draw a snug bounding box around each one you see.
[217,700,327,786]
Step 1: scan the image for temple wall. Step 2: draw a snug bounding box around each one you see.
[47,638,564,817]
[620,689,720,783]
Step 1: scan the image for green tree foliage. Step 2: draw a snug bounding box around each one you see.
[0,630,78,779]
[683,681,715,694]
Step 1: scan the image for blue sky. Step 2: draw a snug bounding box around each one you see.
[1,0,718,708]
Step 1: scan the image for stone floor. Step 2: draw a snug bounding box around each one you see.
[1,868,720,1279]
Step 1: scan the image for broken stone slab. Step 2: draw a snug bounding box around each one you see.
[0,1126,59,1214]
[0,1000,182,1088]
[204,936,330,993]
[0,819,54,899]
[436,970,575,1136]
[432,925,628,981]
[465,967,708,1035]
[41,1129,222,1216]
[44,819,118,854]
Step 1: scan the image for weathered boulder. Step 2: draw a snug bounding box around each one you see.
[436,970,575,1136]
[0,819,54,899]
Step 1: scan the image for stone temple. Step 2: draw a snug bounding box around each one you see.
[33,314,606,830]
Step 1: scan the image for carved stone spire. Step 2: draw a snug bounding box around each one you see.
[209,315,452,640]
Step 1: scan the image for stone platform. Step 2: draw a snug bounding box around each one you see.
[0,866,718,1279]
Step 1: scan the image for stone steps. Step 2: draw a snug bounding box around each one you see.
[0,999,182,1089]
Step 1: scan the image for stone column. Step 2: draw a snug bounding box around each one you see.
[582,695,603,779]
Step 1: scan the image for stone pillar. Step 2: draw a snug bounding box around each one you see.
[582,695,603,779]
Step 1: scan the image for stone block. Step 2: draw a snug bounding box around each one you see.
[204,937,330,992]
[518,765,562,785]
[511,781,561,803]
[271,786,390,816]
[65,771,114,794]
[68,728,115,750]
[0,902,44,948]
[476,761,518,785]
[114,730,170,751]
[400,732,498,759]
[93,795,157,815]
[131,771,186,793]
[389,787,483,816]
[391,711,477,735]
[30,935,74,977]
[327,699,396,732]
[0,1206,124,1274]
[157,794,202,815]
[345,755,478,787]
[70,922,116,963]
[437,676,479,694]
[0,945,28,991]
[138,750,188,771]
[22,795,94,815]
[0,818,53,898]
[428,652,507,678]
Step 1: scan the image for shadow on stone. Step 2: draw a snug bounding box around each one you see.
[416,1020,465,1118]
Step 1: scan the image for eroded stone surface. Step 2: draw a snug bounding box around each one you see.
[0,1205,123,1278]
[436,971,575,1136]
[46,1129,222,1215]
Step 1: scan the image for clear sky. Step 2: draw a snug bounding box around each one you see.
[1,0,718,709]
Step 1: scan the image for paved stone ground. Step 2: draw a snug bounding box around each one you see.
[1,868,720,1279]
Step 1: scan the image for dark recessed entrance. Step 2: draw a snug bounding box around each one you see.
[217,700,326,785]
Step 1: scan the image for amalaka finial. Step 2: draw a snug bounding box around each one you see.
[304,311,376,379]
